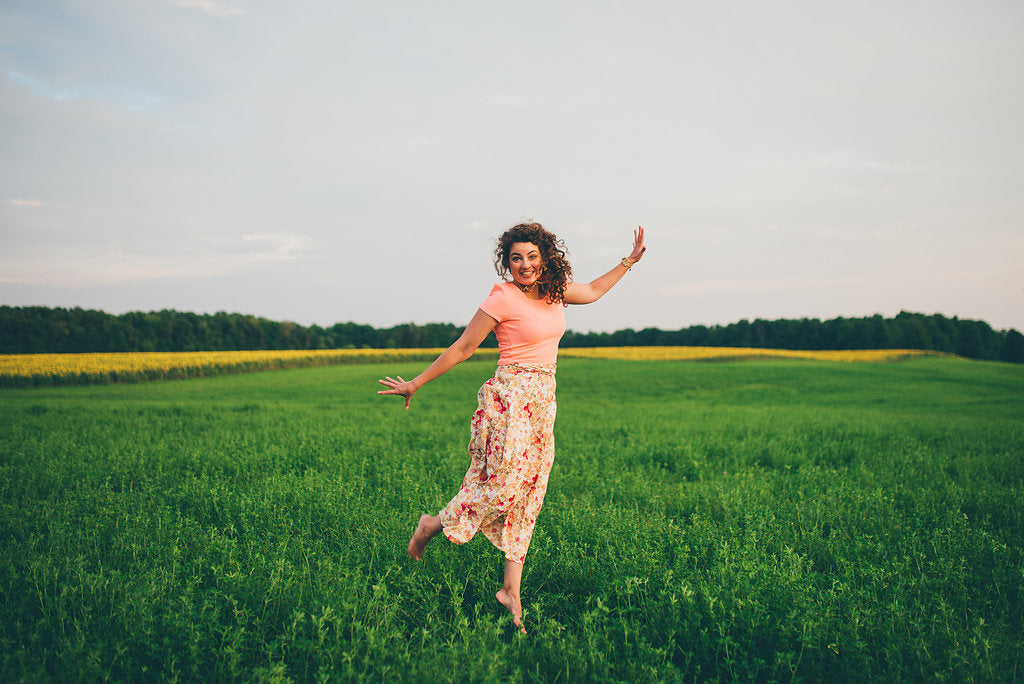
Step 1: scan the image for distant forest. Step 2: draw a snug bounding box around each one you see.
[1,305,1022,363]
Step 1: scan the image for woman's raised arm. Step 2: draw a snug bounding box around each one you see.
[377,308,498,409]
[564,226,646,305]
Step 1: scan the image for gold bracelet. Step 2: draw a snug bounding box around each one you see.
[620,257,633,270]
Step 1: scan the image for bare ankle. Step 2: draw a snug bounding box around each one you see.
[408,514,442,561]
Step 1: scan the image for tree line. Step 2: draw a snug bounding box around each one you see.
[1,305,1021,362]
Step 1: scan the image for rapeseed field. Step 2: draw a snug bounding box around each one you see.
[559,346,940,362]
[0,348,496,387]
[0,346,942,387]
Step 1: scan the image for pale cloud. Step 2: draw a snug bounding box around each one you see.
[172,0,245,17]
[0,232,313,286]
[7,69,166,110]
[655,274,874,298]
[7,71,76,101]
[742,151,929,175]
[479,94,529,108]
[239,233,312,260]
[5,198,43,208]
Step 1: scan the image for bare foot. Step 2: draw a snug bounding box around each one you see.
[407,514,440,560]
[496,589,527,634]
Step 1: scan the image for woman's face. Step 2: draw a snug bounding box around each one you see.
[508,241,543,287]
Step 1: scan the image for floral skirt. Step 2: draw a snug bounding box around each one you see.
[439,363,557,564]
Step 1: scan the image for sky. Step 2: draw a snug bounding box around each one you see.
[2,0,1022,335]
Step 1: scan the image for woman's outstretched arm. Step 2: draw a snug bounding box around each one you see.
[564,226,646,305]
[377,308,498,409]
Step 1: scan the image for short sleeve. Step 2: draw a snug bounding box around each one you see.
[479,283,507,323]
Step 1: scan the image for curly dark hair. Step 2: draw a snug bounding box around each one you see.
[494,222,572,305]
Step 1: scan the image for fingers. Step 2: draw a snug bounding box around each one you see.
[378,376,414,409]
[378,376,401,395]
[631,225,646,261]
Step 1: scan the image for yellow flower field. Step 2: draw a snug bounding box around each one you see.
[0,346,946,387]
[557,346,943,363]
[0,348,493,387]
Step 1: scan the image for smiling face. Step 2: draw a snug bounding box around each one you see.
[508,241,543,287]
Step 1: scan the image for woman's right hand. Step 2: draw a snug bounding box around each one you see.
[375,309,496,410]
[377,375,417,410]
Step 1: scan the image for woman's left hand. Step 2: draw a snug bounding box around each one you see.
[628,225,646,263]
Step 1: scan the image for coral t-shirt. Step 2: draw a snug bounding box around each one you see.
[479,282,566,366]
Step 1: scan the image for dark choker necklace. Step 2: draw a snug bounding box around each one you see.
[515,281,538,294]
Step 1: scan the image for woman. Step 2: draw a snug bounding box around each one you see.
[378,222,646,633]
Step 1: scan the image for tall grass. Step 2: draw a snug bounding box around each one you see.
[1,357,1021,681]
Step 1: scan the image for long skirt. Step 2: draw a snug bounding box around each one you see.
[439,363,557,564]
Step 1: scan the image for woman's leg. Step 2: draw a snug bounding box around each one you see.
[496,559,527,634]
[407,514,442,560]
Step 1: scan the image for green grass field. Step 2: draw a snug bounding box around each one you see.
[2,357,1022,682]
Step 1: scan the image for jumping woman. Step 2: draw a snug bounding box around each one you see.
[378,222,646,634]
